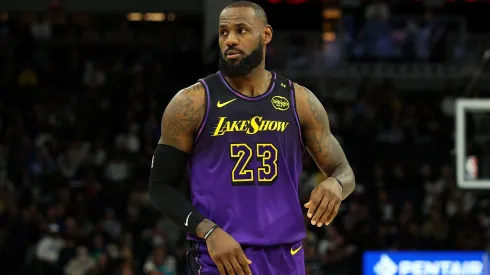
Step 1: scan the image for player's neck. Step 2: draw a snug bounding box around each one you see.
[223,67,272,98]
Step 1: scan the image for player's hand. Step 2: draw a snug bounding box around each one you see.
[304,177,342,227]
[206,228,252,275]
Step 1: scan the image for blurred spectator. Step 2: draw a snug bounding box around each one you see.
[35,224,65,274]
[365,0,390,21]
[30,15,52,40]
[64,246,96,275]
[143,246,177,275]
[83,61,106,88]
[101,209,122,240]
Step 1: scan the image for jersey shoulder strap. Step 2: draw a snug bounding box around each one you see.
[199,72,228,99]
[272,73,294,96]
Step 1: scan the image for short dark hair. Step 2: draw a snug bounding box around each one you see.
[223,1,268,25]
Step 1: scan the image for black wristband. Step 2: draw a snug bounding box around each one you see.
[204,225,220,241]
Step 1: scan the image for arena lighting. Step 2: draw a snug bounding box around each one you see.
[144,13,165,22]
[323,8,342,19]
[322,32,336,42]
[127,13,143,21]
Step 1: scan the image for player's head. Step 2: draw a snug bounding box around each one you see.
[218,1,272,77]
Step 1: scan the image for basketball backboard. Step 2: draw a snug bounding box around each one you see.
[456,99,490,189]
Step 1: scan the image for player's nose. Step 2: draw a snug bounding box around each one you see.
[225,32,239,47]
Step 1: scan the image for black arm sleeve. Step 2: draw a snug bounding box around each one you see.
[149,144,206,235]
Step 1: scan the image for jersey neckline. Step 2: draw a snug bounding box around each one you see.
[217,71,277,101]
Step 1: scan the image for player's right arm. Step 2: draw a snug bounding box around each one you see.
[149,83,252,275]
[149,82,208,232]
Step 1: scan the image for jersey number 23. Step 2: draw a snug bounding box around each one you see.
[229,143,278,186]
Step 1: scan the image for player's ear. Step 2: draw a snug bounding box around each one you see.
[263,25,273,45]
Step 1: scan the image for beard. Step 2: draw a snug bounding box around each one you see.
[219,39,264,77]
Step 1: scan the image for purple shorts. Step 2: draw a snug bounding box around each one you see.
[187,240,305,275]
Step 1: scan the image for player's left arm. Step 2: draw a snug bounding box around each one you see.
[295,83,355,226]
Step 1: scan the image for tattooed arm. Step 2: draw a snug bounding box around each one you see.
[158,84,253,274]
[158,82,205,152]
[149,82,216,238]
[295,83,355,199]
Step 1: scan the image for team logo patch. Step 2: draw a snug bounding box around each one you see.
[271,96,289,111]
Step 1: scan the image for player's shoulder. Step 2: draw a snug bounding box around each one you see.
[291,82,316,106]
[291,82,325,124]
[168,82,206,108]
[161,82,207,144]
[164,82,206,121]
[175,82,206,100]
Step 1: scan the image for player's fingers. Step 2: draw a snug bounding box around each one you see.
[223,258,236,275]
[229,256,245,275]
[216,261,227,275]
[238,249,252,264]
[317,200,335,227]
[324,201,341,226]
[311,197,329,225]
[304,201,311,208]
[306,191,323,218]
[237,251,253,274]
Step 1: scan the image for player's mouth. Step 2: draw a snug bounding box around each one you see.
[226,53,242,59]
[225,50,243,59]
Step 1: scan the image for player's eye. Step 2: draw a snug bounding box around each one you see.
[239,28,247,34]
[219,30,228,36]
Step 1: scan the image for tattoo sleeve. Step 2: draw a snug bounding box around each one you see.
[159,83,205,153]
[149,83,214,236]
[295,84,355,199]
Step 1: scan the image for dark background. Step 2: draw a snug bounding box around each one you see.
[0,0,489,274]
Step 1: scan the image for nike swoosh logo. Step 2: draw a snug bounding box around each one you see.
[184,212,192,226]
[217,99,236,108]
[290,246,302,255]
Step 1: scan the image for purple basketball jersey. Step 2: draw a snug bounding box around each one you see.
[188,72,305,245]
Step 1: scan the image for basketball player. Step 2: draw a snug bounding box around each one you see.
[149,1,355,274]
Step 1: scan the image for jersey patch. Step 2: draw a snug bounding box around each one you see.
[271,96,289,111]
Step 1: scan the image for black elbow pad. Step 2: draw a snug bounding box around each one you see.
[149,144,205,233]
[150,144,189,187]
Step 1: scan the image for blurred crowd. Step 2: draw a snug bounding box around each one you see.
[345,0,449,62]
[0,10,489,275]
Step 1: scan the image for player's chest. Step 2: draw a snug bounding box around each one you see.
[206,91,296,136]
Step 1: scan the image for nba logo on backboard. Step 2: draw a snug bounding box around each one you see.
[465,155,478,180]
[456,99,490,189]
